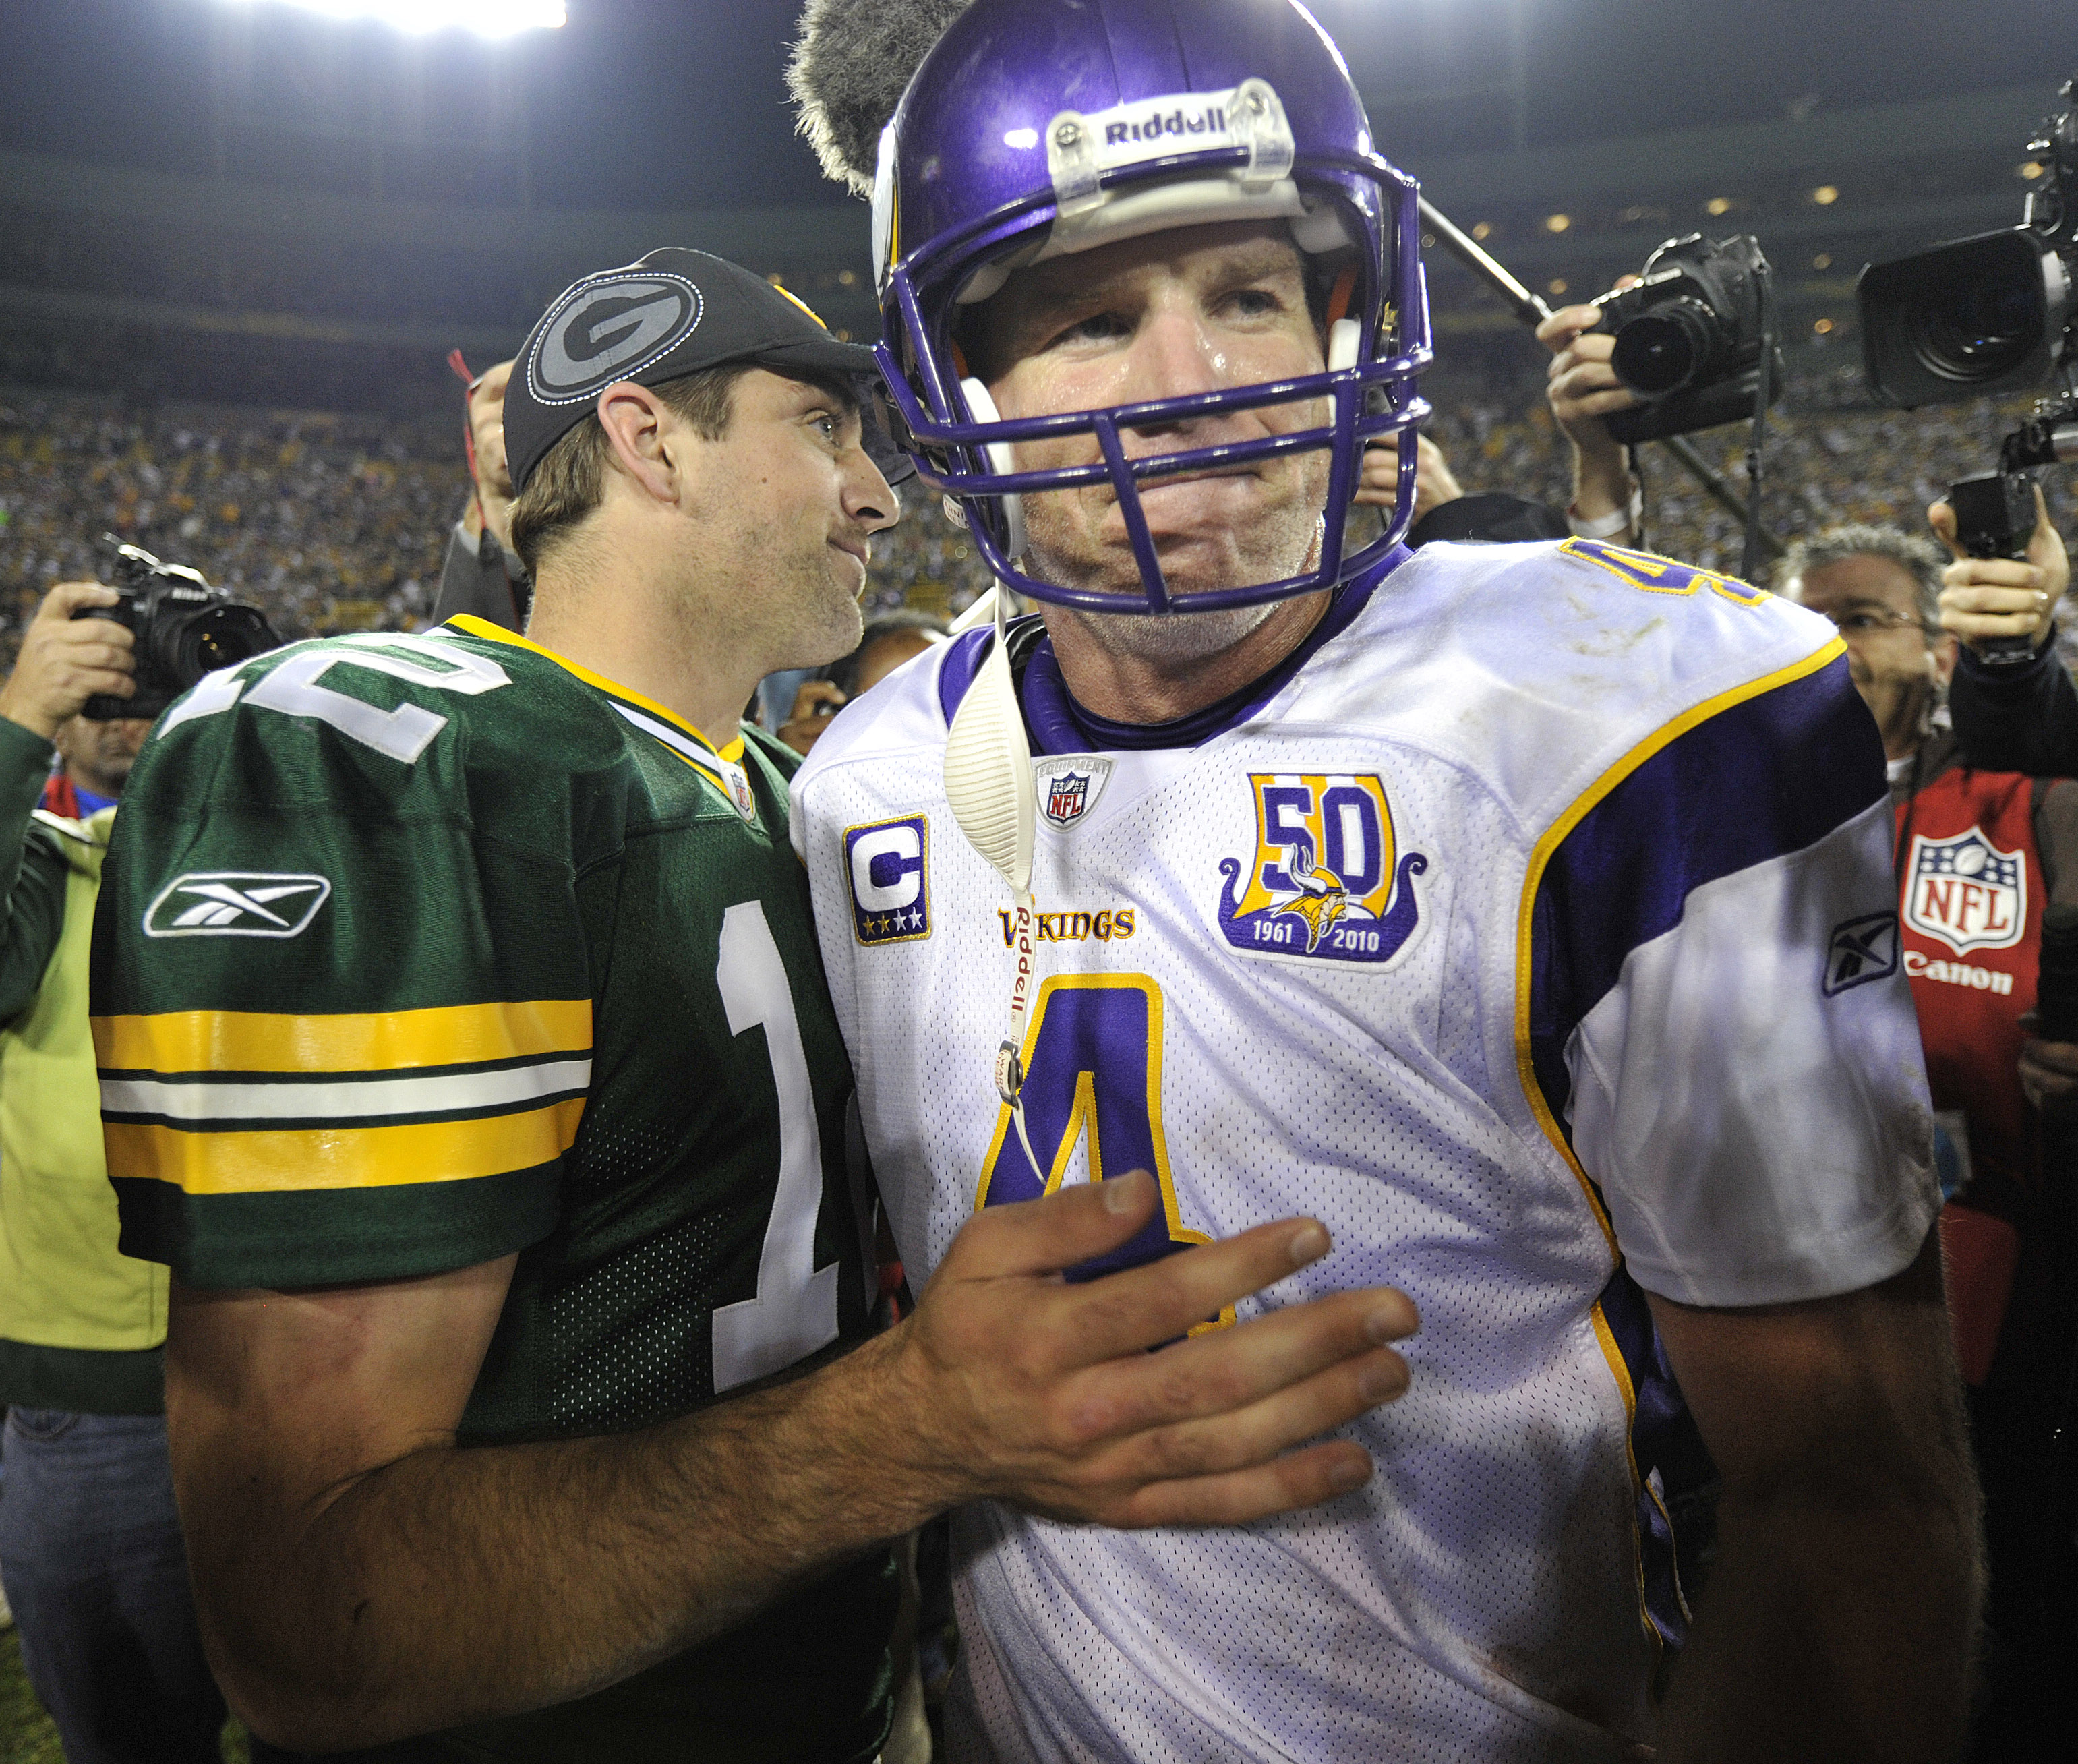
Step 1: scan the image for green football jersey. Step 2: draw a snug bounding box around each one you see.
[90,614,894,1763]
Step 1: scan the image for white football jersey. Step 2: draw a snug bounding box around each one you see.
[792,539,1938,1763]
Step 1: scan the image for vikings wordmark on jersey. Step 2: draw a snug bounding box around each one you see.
[793,537,1938,1763]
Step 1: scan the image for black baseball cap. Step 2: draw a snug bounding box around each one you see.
[505,247,897,494]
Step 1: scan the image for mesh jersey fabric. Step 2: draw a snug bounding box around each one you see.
[92,616,894,1764]
[792,537,1938,1763]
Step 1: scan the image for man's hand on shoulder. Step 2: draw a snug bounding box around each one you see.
[1930,483,2069,657]
[881,1170,1417,1527]
[0,580,136,740]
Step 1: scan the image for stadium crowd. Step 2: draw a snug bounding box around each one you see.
[5,367,2072,670]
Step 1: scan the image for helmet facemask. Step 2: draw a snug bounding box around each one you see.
[875,65,1432,617]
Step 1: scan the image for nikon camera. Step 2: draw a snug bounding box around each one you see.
[1591,233,1785,443]
[71,539,281,720]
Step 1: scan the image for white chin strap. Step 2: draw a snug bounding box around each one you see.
[942,588,1042,1176]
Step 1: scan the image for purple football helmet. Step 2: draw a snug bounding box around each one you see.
[873,0,1432,616]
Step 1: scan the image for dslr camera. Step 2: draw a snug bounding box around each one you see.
[72,538,281,720]
[1591,233,1785,443]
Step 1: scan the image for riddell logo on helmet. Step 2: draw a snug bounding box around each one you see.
[1104,104,1228,148]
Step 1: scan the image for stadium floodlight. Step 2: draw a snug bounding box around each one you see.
[220,1,568,36]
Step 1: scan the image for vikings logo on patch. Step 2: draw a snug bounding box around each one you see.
[1034,756,1112,830]
[845,815,930,946]
[1903,827,2026,957]
[1216,774,1427,964]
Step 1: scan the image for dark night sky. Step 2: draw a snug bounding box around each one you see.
[2,0,2069,212]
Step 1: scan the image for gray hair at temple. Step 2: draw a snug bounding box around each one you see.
[1776,523,1947,631]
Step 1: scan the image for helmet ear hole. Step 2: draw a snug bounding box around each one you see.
[959,376,1028,564]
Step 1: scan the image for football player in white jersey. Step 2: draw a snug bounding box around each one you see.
[788,2,1980,1759]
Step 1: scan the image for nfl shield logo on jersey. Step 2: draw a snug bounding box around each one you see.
[1034,757,1112,830]
[1216,774,1427,965]
[844,815,930,946]
[1903,827,2026,956]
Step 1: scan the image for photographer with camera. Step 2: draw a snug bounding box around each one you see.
[0,579,245,1764]
[1783,525,2078,1754]
[1929,482,2078,775]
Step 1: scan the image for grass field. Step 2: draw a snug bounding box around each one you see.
[1,1624,250,1761]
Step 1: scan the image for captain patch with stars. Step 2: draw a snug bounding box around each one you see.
[845,813,930,945]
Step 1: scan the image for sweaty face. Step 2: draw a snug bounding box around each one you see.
[974,223,1332,612]
[672,368,896,675]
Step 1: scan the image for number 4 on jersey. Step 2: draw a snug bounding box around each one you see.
[976,976,1232,1329]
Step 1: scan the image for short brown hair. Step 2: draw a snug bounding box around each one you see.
[509,363,751,576]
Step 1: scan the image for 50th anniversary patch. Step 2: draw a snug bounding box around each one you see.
[845,815,930,945]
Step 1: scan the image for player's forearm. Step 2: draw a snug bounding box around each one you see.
[1656,1469,1981,1763]
[195,1329,934,1751]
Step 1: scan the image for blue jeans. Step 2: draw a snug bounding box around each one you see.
[0,1407,225,1764]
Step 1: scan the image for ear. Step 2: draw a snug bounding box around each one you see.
[595,381,685,507]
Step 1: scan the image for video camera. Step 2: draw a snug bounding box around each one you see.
[1859,76,2078,662]
[72,538,281,721]
[1592,232,1785,444]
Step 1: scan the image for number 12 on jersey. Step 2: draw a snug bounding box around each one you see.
[976,976,1230,1328]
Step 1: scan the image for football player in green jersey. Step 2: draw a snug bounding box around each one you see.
[90,249,1419,1761]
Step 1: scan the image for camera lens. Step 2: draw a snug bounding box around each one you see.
[1610,301,1720,397]
[180,604,278,680]
[1907,272,2041,385]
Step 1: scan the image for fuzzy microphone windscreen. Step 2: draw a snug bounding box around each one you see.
[788,0,975,198]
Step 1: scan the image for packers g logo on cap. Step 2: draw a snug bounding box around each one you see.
[527,273,704,405]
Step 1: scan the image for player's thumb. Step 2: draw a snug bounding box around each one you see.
[957,1170,1160,1279]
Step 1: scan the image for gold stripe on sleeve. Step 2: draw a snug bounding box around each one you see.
[92,999,593,1078]
[104,1096,586,1196]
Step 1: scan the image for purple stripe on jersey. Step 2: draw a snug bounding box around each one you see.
[936,626,995,729]
[1596,1264,1716,1655]
[1526,651,1882,1135]
[1021,545,1414,755]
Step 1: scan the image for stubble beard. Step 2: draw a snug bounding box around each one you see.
[1047,595,1282,666]
[1023,497,1322,667]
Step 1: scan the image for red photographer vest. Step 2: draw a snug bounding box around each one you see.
[1895,763,2042,1383]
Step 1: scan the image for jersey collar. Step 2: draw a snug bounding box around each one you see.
[444,616,746,761]
[1017,545,1412,756]
[443,615,761,819]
